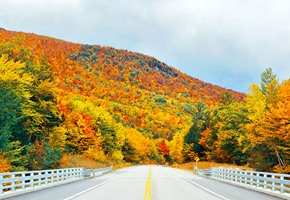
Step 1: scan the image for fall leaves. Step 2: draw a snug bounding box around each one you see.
[182,69,290,173]
[245,76,290,173]
[0,29,289,174]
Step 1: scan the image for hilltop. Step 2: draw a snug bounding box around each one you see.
[0,29,244,170]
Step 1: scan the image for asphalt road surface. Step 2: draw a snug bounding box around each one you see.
[5,165,285,200]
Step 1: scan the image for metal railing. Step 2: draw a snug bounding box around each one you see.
[0,167,113,198]
[83,167,113,178]
[196,167,290,198]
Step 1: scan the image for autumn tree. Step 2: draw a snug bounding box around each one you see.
[244,83,270,170]
[220,91,235,105]
[170,126,190,163]
[256,80,290,173]
[0,42,64,170]
[183,101,210,160]
[207,102,248,165]
[0,55,31,170]
[244,68,288,172]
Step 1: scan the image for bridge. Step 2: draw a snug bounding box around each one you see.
[1,165,289,200]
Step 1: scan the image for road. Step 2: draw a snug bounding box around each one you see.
[5,165,284,200]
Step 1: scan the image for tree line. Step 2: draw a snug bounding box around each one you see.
[178,68,290,173]
[0,30,289,173]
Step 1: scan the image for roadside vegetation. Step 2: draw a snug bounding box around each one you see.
[0,29,289,174]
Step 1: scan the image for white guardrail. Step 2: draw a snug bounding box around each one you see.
[0,167,112,198]
[196,167,290,198]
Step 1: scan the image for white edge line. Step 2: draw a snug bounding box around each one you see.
[175,173,231,200]
[63,173,124,200]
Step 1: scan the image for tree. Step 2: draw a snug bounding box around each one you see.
[220,91,235,105]
[244,84,267,151]
[0,153,11,172]
[245,83,275,170]
[0,47,63,170]
[0,55,32,171]
[170,126,190,163]
[261,68,278,105]
[184,101,210,159]
[28,140,62,170]
[208,102,248,165]
[244,68,289,171]
[257,80,290,173]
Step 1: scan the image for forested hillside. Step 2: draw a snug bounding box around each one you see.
[0,29,288,173]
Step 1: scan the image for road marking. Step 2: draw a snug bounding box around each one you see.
[63,173,124,200]
[175,173,231,200]
[144,167,152,200]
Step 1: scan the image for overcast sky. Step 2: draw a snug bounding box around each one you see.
[1,0,290,93]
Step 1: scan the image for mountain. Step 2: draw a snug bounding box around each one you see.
[0,29,244,170]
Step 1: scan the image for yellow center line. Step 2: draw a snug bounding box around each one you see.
[144,167,152,200]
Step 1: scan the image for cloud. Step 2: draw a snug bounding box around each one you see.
[1,0,290,92]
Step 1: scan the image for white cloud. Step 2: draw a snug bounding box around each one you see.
[1,0,290,92]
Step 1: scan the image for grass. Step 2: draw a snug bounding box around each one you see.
[59,154,133,170]
[172,161,252,171]
[59,155,253,173]
[60,154,110,169]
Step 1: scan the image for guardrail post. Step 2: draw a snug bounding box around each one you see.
[21,173,25,189]
[44,171,47,185]
[233,170,236,182]
[54,170,58,183]
[11,174,15,191]
[263,174,267,189]
[58,169,61,182]
[241,171,244,184]
[271,174,275,191]
[250,171,253,186]
[0,174,3,194]
[60,169,63,182]
[233,169,237,182]
[65,169,68,181]
[56,170,59,183]
[223,168,226,179]
[257,172,260,187]
[280,176,284,193]
[37,172,41,186]
[47,171,51,184]
[224,169,227,180]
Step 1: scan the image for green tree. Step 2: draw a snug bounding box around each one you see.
[0,45,63,170]
[220,91,235,105]
[0,55,32,171]
[184,101,210,160]
[261,68,278,105]
[208,102,248,165]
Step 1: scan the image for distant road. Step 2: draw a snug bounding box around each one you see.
[5,165,284,200]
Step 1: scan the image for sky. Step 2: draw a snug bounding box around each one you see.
[1,0,290,93]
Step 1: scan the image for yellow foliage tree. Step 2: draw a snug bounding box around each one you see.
[257,80,290,172]
[169,126,190,163]
[0,153,12,173]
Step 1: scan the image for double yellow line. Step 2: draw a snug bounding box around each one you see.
[144,167,152,200]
